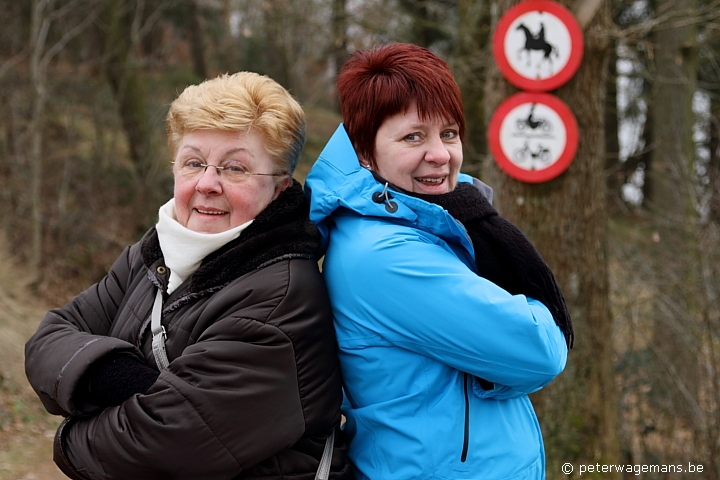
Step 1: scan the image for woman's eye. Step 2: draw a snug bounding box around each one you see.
[442,130,458,140]
[404,133,421,141]
[186,160,204,169]
[223,162,247,173]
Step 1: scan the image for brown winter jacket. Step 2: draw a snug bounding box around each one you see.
[24,181,352,480]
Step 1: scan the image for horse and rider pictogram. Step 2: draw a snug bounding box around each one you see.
[492,0,583,92]
[515,23,559,75]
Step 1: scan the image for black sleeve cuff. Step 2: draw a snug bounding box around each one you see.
[54,418,90,480]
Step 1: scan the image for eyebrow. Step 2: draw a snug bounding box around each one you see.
[440,121,460,129]
[404,120,459,130]
[179,145,254,159]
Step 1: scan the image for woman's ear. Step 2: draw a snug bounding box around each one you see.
[358,154,372,171]
[272,176,291,200]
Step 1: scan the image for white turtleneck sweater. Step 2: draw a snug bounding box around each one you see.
[155,199,252,294]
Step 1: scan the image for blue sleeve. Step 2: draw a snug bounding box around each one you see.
[324,225,567,397]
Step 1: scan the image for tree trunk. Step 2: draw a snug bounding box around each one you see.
[101,0,154,178]
[188,0,208,79]
[410,0,433,48]
[484,0,619,475]
[398,0,446,48]
[605,42,623,214]
[28,0,55,276]
[709,102,720,225]
[648,0,702,463]
[453,0,490,175]
[330,0,347,112]
[698,94,720,480]
[220,0,237,72]
[262,0,291,91]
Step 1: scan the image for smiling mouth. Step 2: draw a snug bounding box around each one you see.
[195,208,227,216]
[415,176,446,184]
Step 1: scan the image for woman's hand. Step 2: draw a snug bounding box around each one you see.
[80,355,159,407]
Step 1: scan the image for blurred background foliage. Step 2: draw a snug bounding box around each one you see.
[1,0,719,478]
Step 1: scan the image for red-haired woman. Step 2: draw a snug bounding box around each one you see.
[305,43,573,479]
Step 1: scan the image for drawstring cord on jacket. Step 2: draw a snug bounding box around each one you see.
[372,182,398,213]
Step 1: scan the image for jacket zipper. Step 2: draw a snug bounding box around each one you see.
[461,372,470,462]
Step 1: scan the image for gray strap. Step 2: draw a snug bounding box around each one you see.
[315,429,335,480]
[151,289,170,370]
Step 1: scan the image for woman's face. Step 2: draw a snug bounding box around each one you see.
[173,129,288,233]
[370,103,463,195]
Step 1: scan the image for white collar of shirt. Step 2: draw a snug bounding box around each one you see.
[155,198,252,294]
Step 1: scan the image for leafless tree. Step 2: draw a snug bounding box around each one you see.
[28,0,97,276]
[484,0,620,476]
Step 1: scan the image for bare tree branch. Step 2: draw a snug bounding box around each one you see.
[41,6,100,72]
[0,49,28,80]
[136,0,174,44]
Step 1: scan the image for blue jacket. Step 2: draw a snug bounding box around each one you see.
[305,125,568,480]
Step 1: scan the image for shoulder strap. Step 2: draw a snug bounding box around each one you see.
[151,289,170,370]
[315,429,335,480]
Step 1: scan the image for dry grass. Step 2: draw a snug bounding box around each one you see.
[0,237,64,480]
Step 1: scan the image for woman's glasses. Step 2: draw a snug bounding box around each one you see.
[172,160,287,184]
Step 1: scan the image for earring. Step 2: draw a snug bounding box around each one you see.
[362,164,371,170]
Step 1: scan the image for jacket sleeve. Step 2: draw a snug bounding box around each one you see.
[325,225,568,398]
[56,262,318,480]
[25,245,146,417]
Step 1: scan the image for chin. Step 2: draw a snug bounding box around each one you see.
[414,181,453,195]
[188,222,228,234]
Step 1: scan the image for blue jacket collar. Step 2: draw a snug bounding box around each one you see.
[305,124,476,256]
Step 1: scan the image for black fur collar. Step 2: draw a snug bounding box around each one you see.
[404,182,497,223]
[141,179,321,294]
[394,179,574,349]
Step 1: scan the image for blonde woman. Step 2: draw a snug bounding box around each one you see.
[25,72,351,480]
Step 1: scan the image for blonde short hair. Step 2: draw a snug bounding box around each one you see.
[166,72,306,174]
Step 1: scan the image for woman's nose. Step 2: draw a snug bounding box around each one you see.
[195,165,223,194]
[424,136,451,164]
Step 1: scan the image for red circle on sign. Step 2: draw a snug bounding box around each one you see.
[488,92,578,183]
[492,0,584,92]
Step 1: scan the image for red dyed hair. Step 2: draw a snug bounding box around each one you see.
[336,43,465,167]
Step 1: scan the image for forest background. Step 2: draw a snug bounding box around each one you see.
[0,0,719,479]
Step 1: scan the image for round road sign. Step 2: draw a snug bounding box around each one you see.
[488,92,578,183]
[492,0,584,92]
